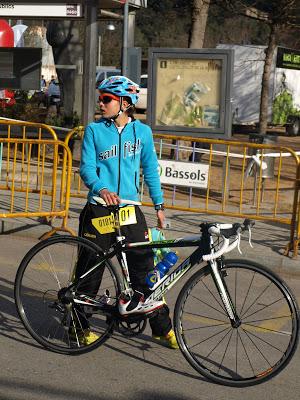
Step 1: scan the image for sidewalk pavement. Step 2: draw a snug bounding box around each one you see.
[1,193,299,279]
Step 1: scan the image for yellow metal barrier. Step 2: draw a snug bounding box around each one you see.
[285,163,300,257]
[0,127,75,238]
[0,118,58,139]
[150,134,300,257]
[64,128,299,257]
[63,126,87,198]
[1,121,298,254]
[63,126,86,201]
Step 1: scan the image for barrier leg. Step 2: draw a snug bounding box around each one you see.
[39,216,76,240]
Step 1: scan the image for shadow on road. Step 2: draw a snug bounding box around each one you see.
[0,277,42,350]
[103,332,204,382]
[0,377,196,400]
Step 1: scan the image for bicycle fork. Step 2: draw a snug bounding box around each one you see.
[209,258,241,328]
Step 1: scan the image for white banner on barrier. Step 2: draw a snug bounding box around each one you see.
[0,3,82,17]
[158,159,209,189]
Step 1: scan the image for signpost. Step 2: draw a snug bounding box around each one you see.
[0,3,82,18]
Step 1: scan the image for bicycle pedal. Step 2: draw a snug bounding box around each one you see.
[221,270,228,277]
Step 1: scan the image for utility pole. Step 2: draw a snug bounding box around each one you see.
[82,0,98,126]
[122,0,129,76]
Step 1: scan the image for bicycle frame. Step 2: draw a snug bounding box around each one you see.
[70,233,208,295]
[124,235,209,301]
[124,233,241,327]
[70,227,240,327]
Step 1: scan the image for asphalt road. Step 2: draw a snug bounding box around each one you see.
[0,233,299,400]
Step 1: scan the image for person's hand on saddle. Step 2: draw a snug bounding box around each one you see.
[99,189,121,206]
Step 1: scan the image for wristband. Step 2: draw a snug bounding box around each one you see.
[154,203,165,211]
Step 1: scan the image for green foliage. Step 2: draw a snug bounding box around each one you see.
[135,0,191,50]
[0,90,80,128]
[272,89,300,124]
[45,111,80,128]
[0,91,46,123]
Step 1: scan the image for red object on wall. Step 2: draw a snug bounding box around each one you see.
[0,19,14,47]
[0,89,16,108]
[0,20,15,107]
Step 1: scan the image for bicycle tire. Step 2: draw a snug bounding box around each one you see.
[174,259,299,387]
[15,235,122,355]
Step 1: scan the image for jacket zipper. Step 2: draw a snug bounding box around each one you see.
[115,122,129,196]
[134,171,139,193]
[117,131,121,195]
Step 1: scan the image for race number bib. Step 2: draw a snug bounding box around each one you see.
[91,206,137,235]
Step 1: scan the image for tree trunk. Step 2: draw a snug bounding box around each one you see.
[259,23,278,134]
[46,21,83,126]
[178,0,210,162]
[189,0,210,48]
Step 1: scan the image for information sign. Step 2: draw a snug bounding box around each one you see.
[276,47,300,71]
[159,159,209,189]
[0,3,82,17]
[147,48,234,138]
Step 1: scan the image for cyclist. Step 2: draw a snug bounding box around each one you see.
[76,75,178,349]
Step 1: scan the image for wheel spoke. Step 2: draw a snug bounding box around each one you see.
[189,326,231,349]
[239,271,255,316]
[242,296,286,320]
[242,322,292,338]
[217,329,234,374]
[199,279,227,314]
[241,328,273,368]
[190,295,227,317]
[237,329,255,376]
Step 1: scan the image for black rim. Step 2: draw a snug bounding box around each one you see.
[15,236,120,354]
[175,260,299,386]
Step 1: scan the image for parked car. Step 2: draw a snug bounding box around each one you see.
[96,67,121,87]
[95,67,121,104]
[136,74,147,112]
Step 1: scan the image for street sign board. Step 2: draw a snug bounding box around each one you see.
[159,160,209,189]
[119,1,147,6]
[0,3,82,18]
[276,47,300,71]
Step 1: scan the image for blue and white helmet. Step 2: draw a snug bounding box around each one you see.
[98,75,140,105]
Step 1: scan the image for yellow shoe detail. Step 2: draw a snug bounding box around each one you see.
[152,329,179,349]
[69,329,99,345]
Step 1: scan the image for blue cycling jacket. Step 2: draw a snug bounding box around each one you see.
[80,118,163,205]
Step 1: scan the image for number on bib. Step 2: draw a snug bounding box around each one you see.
[91,206,137,235]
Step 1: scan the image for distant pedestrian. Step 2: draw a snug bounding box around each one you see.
[47,79,61,114]
[40,75,47,91]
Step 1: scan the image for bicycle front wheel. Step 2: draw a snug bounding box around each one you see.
[174,259,299,387]
[15,236,122,354]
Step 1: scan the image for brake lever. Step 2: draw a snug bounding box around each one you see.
[243,219,254,248]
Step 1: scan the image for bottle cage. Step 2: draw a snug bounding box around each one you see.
[148,228,171,266]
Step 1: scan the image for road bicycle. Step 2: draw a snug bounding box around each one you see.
[14,198,299,387]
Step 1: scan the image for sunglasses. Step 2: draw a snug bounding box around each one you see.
[98,93,120,104]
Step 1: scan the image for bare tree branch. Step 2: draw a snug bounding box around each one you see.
[213,0,300,134]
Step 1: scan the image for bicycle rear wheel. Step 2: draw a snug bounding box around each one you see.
[174,259,299,387]
[15,236,122,354]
